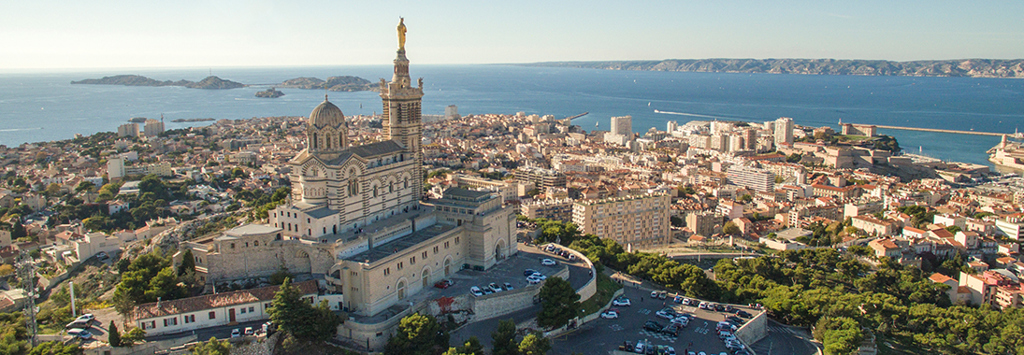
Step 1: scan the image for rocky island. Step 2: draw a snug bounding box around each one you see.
[72,75,246,89]
[524,58,1024,78]
[255,87,285,98]
[72,74,377,92]
[277,76,376,92]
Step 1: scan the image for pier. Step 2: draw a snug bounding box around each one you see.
[874,124,1009,137]
[565,112,588,120]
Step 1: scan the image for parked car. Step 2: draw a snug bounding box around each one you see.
[658,291,668,299]
[231,328,241,338]
[671,317,689,326]
[470,286,484,296]
[651,290,659,298]
[635,341,648,354]
[698,302,708,309]
[655,309,677,320]
[655,345,676,355]
[527,276,542,284]
[612,297,631,306]
[663,323,682,335]
[735,310,753,318]
[726,316,745,324]
[713,304,725,312]
[541,258,557,266]
[67,329,92,340]
[681,298,692,306]
[545,245,555,252]
[503,282,514,290]
[673,295,684,303]
[618,341,634,351]
[488,283,503,293]
[568,254,577,261]
[75,314,95,323]
[65,321,91,330]
[531,273,547,280]
[434,279,454,289]
[643,320,664,332]
[523,269,538,276]
[600,310,619,319]
[483,288,494,295]
[244,327,254,336]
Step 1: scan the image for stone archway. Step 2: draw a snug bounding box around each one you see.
[397,280,406,300]
[494,240,506,261]
[444,257,452,277]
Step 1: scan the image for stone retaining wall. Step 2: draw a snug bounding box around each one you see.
[735,309,768,352]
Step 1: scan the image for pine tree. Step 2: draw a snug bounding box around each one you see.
[177,249,195,276]
[107,321,121,347]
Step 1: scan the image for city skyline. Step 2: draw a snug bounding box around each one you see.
[2,0,1023,70]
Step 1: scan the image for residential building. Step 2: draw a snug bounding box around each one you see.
[520,198,574,222]
[132,280,320,336]
[572,193,671,248]
[773,117,794,146]
[726,165,775,192]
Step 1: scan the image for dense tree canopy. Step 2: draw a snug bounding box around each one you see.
[268,278,340,341]
[536,277,580,329]
[384,312,449,355]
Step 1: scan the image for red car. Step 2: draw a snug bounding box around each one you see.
[434,279,454,289]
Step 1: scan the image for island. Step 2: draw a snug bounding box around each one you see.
[522,58,1024,78]
[71,75,245,89]
[72,74,378,92]
[170,118,215,123]
[277,76,375,92]
[255,87,285,98]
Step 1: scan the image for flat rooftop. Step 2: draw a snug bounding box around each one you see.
[344,223,457,264]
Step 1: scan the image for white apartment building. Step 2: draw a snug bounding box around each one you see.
[774,117,794,146]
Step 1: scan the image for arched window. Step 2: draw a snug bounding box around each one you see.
[312,133,318,149]
[326,135,332,149]
[373,186,378,198]
[404,177,409,189]
[397,281,406,300]
[339,133,344,147]
[389,182,394,193]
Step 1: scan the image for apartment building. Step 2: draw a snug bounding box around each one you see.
[572,193,671,248]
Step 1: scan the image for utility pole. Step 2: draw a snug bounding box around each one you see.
[18,252,38,347]
[69,281,76,317]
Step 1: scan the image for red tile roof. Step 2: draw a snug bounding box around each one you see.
[132,280,318,320]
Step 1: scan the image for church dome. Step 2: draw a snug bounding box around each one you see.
[309,96,346,129]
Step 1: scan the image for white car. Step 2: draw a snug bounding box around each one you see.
[470,286,484,296]
[651,291,659,298]
[612,297,631,306]
[231,328,241,338]
[488,283,503,293]
[527,276,542,284]
[600,310,619,319]
[75,314,95,323]
[541,258,556,266]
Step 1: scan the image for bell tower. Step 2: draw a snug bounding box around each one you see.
[381,18,424,200]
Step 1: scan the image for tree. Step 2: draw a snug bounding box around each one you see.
[518,332,551,355]
[189,337,231,355]
[177,249,196,276]
[490,319,518,355]
[722,221,740,236]
[27,341,82,355]
[122,327,146,347]
[0,265,14,277]
[536,277,580,329]
[44,183,61,197]
[456,336,483,355]
[383,312,449,355]
[74,181,95,194]
[108,321,122,347]
[268,278,340,341]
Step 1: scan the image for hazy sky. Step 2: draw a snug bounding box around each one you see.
[2,0,1022,69]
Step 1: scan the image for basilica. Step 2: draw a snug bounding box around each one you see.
[183,20,517,320]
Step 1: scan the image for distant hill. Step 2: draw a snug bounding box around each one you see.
[278,76,375,92]
[71,75,245,89]
[522,59,1024,78]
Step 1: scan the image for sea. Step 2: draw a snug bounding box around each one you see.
[1,65,1023,167]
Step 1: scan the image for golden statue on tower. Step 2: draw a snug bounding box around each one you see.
[397,18,407,51]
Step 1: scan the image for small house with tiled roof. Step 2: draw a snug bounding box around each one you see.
[132,280,319,336]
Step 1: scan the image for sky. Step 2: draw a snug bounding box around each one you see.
[1,0,1023,70]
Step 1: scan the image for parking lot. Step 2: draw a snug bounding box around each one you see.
[550,285,758,355]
